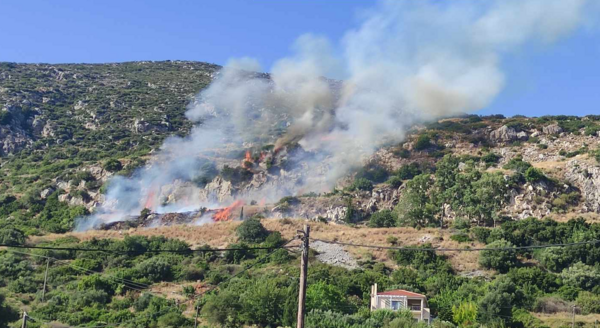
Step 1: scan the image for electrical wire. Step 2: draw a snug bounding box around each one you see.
[6,237,298,328]
[0,243,295,254]
[312,238,600,252]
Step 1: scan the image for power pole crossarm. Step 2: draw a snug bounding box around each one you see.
[296,224,310,328]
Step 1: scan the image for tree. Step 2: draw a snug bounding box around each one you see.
[102,158,123,172]
[395,163,422,180]
[415,134,432,150]
[479,239,518,273]
[306,281,354,314]
[395,174,436,227]
[478,276,521,327]
[201,291,243,328]
[452,301,477,327]
[477,290,512,327]
[240,279,288,326]
[561,262,600,290]
[0,227,25,245]
[576,292,600,314]
[236,218,269,243]
[470,172,509,226]
[369,210,396,228]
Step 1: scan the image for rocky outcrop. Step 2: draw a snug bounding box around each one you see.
[565,159,600,213]
[490,125,528,143]
[131,118,170,134]
[543,124,563,135]
[363,186,401,214]
[42,122,57,137]
[0,126,30,156]
[201,176,235,203]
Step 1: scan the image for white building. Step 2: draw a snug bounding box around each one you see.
[370,284,431,323]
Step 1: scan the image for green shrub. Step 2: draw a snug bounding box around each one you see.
[561,262,600,290]
[236,218,269,243]
[481,152,500,165]
[306,281,355,314]
[450,233,471,243]
[386,236,399,246]
[368,210,396,228]
[470,227,491,243]
[452,218,471,230]
[503,156,532,173]
[348,178,373,192]
[0,227,25,245]
[395,163,422,180]
[135,257,175,282]
[479,239,518,273]
[551,192,580,213]
[102,158,123,172]
[355,164,389,183]
[8,276,38,293]
[524,167,546,183]
[414,134,432,151]
[386,176,403,189]
[576,291,600,314]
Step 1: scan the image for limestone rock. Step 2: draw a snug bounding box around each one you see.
[565,160,600,213]
[542,124,563,135]
[490,125,528,143]
[40,187,55,199]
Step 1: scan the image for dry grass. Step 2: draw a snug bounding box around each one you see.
[545,212,600,224]
[32,219,485,273]
[534,312,600,328]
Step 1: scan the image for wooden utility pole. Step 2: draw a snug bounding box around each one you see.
[21,311,27,328]
[572,306,576,328]
[41,258,50,302]
[296,224,310,328]
[194,303,199,328]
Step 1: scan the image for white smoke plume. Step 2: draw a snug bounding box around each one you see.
[77,0,597,230]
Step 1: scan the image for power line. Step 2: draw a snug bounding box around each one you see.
[8,249,153,293]
[6,237,299,328]
[194,236,299,299]
[0,243,295,254]
[312,238,600,252]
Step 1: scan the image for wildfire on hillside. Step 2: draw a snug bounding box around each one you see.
[212,200,245,221]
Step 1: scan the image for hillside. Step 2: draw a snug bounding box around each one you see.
[1,61,600,328]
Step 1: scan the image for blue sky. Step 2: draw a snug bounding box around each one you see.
[1,0,598,117]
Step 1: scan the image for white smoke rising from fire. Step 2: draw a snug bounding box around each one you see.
[76,0,596,230]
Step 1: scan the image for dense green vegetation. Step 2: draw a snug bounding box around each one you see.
[2,216,599,327]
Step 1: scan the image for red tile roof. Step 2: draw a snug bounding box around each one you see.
[377,289,426,298]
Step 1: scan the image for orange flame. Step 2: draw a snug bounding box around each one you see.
[144,188,157,210]
[245,151,253,163]
[213,200,245,222]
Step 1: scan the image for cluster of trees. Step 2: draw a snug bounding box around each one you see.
[365,155,511,229]
[367,154,580,229]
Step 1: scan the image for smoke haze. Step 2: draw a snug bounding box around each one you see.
[77,0,597,230]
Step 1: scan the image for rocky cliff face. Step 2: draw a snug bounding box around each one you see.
[565,159,600,213]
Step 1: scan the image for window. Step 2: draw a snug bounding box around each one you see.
[391,301,401,310]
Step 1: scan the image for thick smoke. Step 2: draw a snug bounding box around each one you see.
[77,0,596,230]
